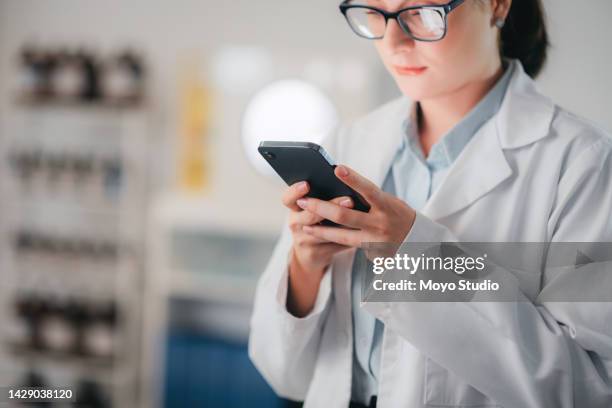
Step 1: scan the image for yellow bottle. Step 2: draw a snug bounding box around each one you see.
[178,60,211,193]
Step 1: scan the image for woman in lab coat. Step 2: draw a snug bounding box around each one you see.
[249,0,612,407]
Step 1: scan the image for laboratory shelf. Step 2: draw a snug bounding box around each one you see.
[0,102,152,408]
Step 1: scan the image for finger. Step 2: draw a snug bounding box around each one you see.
[291,209,322,227]
[282,181,309,211]
[295,232,331,245]
[331,196,354,209]
[292,196,354,226]
[312,242,353,259]
[303,225,364,248]
[335,165,382,207]
[296,197,366,229]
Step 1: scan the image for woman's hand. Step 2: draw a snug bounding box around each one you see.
[296,165,417,254]
[283,180,354,317]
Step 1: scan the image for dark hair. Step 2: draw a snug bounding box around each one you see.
[500,0,549,78]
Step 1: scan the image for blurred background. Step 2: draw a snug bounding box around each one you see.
[0,1,610,407]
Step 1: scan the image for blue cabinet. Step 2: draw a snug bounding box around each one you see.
[164,331,286,408]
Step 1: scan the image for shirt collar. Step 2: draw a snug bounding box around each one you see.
[400,60,515,170]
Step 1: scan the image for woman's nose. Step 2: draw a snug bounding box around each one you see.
[383,19,416,49]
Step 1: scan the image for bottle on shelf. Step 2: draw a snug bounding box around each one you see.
[51,48,85,101]
[81,301,118,359]
[75,49,102,103]
[38,297,78,354]
[102,49,146,106]
[11,293,40,348]
[73,380,111,408]
[15,370,55,408]
[16,45,57,102]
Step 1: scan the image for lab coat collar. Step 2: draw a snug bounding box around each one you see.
[496,59,555,150]
[348,59,555,221]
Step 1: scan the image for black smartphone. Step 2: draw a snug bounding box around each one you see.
[258,141,371,224]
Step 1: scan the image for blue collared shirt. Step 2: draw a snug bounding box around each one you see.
[350,62,515,404]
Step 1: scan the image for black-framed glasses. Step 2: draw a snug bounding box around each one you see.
[339,0,465,42]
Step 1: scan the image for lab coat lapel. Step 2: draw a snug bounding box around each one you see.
[345,98,412,189]
[421,60,555,220]
[421,118,512,220]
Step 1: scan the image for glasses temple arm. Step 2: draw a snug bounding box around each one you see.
[445,0,465,13]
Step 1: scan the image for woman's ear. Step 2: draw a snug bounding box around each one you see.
[490,0,512,27]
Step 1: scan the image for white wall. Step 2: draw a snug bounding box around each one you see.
[539,0,612,131]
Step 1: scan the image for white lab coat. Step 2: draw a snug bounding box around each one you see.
[248,60,612,408]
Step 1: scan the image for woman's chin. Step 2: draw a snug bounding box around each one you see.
[393,77,441,102]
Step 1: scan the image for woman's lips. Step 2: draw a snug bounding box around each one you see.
[394,66,428,76]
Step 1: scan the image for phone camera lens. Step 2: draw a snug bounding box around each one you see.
[264,151,275,160]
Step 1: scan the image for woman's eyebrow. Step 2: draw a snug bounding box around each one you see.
[364,0,431,8]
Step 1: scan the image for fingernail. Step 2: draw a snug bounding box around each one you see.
[340,198,352,207]
[296,198,308,208]
[297,181,308,192]
[337,166,349,178]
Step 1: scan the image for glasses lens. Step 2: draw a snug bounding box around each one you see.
[400,8,445,40]
[345,7,386,39]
